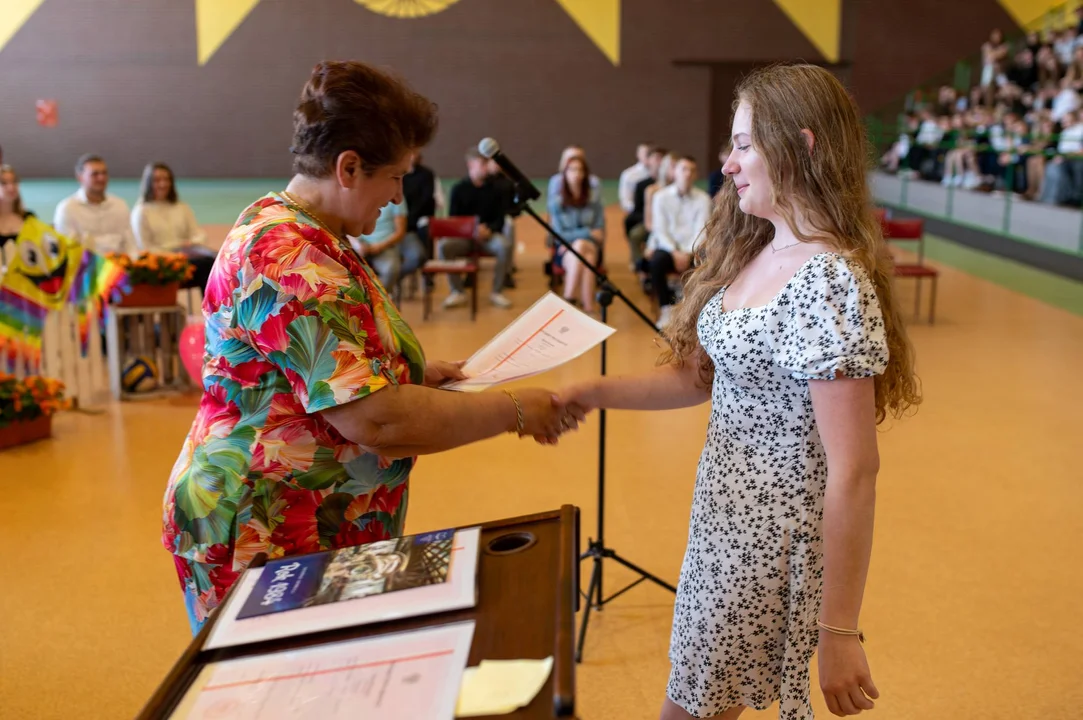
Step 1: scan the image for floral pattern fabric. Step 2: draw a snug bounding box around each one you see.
[162,193,425,632]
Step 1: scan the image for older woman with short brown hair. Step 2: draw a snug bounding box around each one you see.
[162,61,581,633]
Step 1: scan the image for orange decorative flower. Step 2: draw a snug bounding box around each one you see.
[0,373,68,428]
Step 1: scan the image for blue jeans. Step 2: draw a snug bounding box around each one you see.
[368,232,427,291]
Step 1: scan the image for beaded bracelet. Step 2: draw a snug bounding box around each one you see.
[503,390,525,436]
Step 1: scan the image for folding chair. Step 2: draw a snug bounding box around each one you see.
[422,216,479,321]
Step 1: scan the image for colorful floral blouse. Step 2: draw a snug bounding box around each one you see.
[162,194,425,582]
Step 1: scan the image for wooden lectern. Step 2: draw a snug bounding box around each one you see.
[138,506,580,719]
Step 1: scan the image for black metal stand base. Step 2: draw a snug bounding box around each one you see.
[575,537,678,662]
[491,170,679,665]
[568,286,677,664]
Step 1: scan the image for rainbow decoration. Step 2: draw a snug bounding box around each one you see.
[0,286,48,373]
[0,218,128,372]
[68,250,129,355]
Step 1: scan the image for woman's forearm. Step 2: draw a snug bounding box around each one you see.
[591,362,710,411]
[819,474,876,630]
[321,384,516,458]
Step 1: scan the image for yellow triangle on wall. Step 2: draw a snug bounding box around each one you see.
[773,0,840,63]
[553,0,621,66]
[997,0,1070,29]
[196,0,261,65]
[0,0,47,55]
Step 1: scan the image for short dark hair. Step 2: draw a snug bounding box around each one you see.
[140,162,178,203]
[291,60,438,178]
[465,146,483,162]
[677,155,697,165]
[650,147,667,157]
[75,154,104,174]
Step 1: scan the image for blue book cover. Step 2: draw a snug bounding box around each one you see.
[237,529,456,620]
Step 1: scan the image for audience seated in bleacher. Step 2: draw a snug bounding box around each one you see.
[883,16,1083,208]
[54,154,136,254]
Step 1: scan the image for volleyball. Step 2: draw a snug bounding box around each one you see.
[122,355,159,393]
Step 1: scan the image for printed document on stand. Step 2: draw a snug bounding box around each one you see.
[444,292,615,392]
[171,622,475,720]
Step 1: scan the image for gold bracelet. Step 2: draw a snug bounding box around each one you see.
[817,621,865,643]
[502,390,525,436]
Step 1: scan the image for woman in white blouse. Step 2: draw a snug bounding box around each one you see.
[131,162,215,289]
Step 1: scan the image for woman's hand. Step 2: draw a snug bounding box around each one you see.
[528,384,594,445]
[424,360,467,388]
[818,633,879,716]
[514,389,584,444]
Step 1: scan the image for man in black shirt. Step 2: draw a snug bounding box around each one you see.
[439,147,514,309]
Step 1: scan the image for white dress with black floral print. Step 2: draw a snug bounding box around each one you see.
[667,253,888,719]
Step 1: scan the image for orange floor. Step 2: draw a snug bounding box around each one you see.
[1,208,1081,719]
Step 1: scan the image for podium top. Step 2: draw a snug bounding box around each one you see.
[138,505,579,720]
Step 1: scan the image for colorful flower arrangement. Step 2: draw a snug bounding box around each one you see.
[0,373,70,429]
[106,252,194,287]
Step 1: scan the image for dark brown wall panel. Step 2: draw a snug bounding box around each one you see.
[0,0,1021,179]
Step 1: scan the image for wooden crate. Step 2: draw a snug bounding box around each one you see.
[105,305,189,401]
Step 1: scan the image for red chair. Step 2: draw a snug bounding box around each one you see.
[880,213,938,323]
[422,216,479,321]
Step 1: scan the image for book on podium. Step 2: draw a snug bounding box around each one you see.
[203,527,481,651]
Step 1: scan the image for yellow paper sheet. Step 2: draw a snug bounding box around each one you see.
[455,656,554,717]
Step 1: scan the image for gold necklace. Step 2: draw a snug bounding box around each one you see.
[280,190,344,242]
[770,240,801,253]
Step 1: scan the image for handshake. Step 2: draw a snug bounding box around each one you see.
[509,384,596,445]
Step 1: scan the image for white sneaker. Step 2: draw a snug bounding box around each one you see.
[489,292,512,309]
[443,291,467,309]
[658,305,674,330]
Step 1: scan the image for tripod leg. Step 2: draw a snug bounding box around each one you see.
[606,551,678,594]
[575,556,602,663]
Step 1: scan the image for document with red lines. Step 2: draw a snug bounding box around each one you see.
[171,621,475,720]
[444,292,615,392]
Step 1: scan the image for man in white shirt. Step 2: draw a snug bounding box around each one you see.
[53,154,137,254]
[618,143,653,214]
[645,156,711,328]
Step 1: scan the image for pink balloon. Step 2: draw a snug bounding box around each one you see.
[179,322,205,387]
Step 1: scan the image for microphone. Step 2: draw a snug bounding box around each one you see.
[478,138,541,202]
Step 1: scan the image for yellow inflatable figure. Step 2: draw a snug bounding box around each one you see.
[0,217,126,372]
[2,216,81,310]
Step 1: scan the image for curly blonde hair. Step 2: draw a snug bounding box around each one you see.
[661,63,921,423]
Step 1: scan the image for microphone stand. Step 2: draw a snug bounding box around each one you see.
[503,181,677,664]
